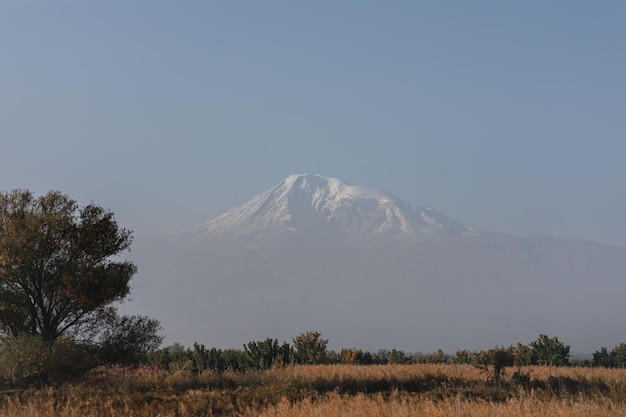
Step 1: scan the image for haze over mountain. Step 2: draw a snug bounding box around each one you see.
[129,174,626,354]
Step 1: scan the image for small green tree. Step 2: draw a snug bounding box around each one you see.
[293,331,328,365]
[244,338,292,369]
[593,347,612,368]
[611,344,626,368]
[593,343,626,368]
[529,334,570,366]
[476,347,515,386]
[513,342,533,366]
[423,349,447,364]
[387,348,409,364]
[191,343,225,373]
[453,349,477,365]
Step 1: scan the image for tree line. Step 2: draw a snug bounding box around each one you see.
[147,331,328,372]
[145,332,626,376]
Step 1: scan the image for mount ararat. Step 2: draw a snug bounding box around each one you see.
[173,174,475,241]
[129,174,626,353]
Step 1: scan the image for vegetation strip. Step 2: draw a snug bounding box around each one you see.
[2,364,626,416]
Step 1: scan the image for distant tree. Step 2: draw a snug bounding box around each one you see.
[96,314,163,364]
[513,342,533,366]
[387,348,409,364]
[146,344,190,370]
[147,344,250,373]
[340,347,358,364]
[221,348,249,371]
[453,349,477,365]
[0,190,162,383]
[529,334,570,366]
[593,343,626,368]
[611,344,626,368]
[293,331,328,364]
[476,347,515,386]
[190,343,226,373]
[244,338,292,369]
[340,348,375,365]
[593,347,612,368]
[422,349,447,364]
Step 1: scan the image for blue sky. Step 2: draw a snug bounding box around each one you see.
[2,1,625,245]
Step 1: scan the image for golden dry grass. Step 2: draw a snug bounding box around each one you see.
[0,364,625,416]
[245,392,624,417]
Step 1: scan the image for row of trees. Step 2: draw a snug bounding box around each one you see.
[146,334,569,374]
[148,333,626,377]
[454,334,570,367]
[148,331,329,372]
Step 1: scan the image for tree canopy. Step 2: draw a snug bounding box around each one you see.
[0,189,161,375]
[529,334,570,366]
[293,331,328,364]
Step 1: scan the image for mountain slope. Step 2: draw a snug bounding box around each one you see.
[128,175,626,354]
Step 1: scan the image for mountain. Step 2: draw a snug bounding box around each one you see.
[128,175,626,354]
[173,173,476,241]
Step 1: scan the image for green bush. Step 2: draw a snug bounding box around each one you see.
[244,338,292,369]
[593,343,626,368]
[529,334,570,366]
[293,331,328,365]
[147,344,250,372]
[387,349,410,364]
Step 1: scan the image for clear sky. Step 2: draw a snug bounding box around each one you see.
[2,1,625,246]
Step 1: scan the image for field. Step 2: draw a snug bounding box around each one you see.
[1,364,626,416]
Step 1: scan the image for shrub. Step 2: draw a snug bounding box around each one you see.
[293,331,328,365]
[475,347,515,386]
[387,349,410,364]
[0,335,98,387]
[529,334,570,366]
[593,343,626,368]
[454,349,477,365]
[244,338,292,369]
[340,348,376,365]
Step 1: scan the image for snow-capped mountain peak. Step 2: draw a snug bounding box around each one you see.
[282,173,396,204]
[176,174,475,241]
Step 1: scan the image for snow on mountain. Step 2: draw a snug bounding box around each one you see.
[175,174,476,241]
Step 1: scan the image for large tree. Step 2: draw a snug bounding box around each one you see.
[0,189,160,352]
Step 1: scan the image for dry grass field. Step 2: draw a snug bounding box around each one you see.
[1,364,625,416]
